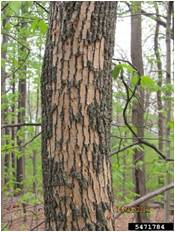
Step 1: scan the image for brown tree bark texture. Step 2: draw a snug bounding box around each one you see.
[131,2,148,223]
[41,2,117,231]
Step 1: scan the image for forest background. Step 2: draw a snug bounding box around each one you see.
[1,1,174,231]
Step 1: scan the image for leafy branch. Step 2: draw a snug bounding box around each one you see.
[2,32,30,79]
[2,132,42,153]
[111,59,174,162]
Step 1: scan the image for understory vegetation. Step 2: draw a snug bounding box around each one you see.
[1,1,174,231]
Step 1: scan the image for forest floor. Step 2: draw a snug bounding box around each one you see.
[2,198,174,231]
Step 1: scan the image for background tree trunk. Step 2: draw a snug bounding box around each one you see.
[154,3,164,156]
[41,2,117,230]
[11,75,16,185]
[16,4,27,190]
[131,1,148,223]
[2,13,10,185]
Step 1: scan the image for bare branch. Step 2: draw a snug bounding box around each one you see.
[22,132,42,148]
[141,9,173,40]
[31,220,45,231]
[118,2,173,39]
[114,182,174,219]
[34,1,49,14]
[110,142,140,156]
[1,3,8,11]
[111,135,170,142]
[1,123,41,129]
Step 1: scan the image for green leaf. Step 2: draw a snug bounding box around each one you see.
[9,1,22,13]
[4,22,12,31]
[121,64,135,73]
[112,64,123,79]
[31,19,39,31]
[131,75,139,85]
[38,20,48,34]
[167,120,174,129]
[141,75,159,92]
[162,83,173,95]
[31,19,47,34]
[112,63,136,80]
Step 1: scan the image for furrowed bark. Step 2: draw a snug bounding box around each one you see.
[41,2,117,230]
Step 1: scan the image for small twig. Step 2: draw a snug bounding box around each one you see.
[118,138,123,153]
[111,135,170,142]
[31,220,45,231]
[1,123,41,129]
[34,1,49,14]
[117,138,123,164]
[118,12,167,20]
[1,3,8,11]
[2,223,9,230]
[21,132,42,148]
[2,33,30,78]
[2,33,30,53]
[141,139,173,161]
[111,122,160,135]
[110,142,140,156]
[2,132,42,153]
[112,58,141,76]
[2,204,43,217]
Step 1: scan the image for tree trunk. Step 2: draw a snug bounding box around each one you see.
[154,3,164,188]
[1,13,10,185]
[16,5,27,190]
[131,2,148,223]
[41,2,117,230]
[11,74,16,184]
[154,3,164,155]
[16,76,26,190]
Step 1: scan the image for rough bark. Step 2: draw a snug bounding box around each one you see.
[131,2,148,223]
[41,2,117,230]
